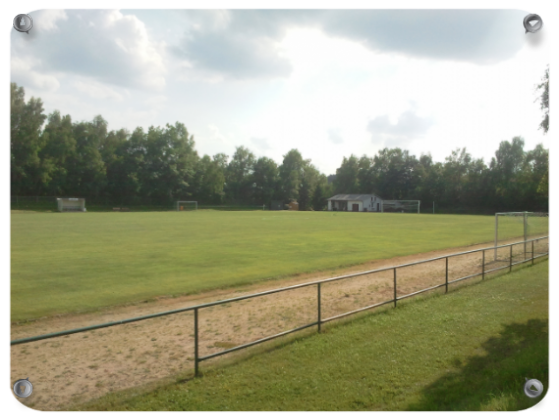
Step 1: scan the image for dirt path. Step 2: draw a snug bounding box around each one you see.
[11,238,548,410]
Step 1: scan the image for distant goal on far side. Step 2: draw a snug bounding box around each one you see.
[176,201,198,211]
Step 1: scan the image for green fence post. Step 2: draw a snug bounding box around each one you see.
[509,245,513,272]
[317,283,322,333]
[194,308,199,377]
[445,257,448,293]
[393,268,397,307]
[532,240,535,265]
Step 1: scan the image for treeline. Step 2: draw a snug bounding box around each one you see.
[11,82,548,213]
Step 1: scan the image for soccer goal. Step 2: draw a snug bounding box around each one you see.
[176,201,198,211]
[494,212,549,261]
[57,197,86,212]
[381,200,421,213]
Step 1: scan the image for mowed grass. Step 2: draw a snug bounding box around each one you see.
[78,260,548,411]
[11,211,547,322]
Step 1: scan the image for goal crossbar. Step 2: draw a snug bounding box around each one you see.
[381,200,421,214]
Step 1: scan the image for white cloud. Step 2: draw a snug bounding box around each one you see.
[327,128,343,144]
[367,107,435,148]
[208,124,228,145]
[33,9,68,32]
[11,56,60,92]
[250,137,271,150]
[13,9,166,91]
[72,79,125,101]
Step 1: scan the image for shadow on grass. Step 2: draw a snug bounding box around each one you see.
[408,318,548,411]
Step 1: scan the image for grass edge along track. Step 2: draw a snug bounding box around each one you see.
[11,211,548,322]
[75,259,548,411]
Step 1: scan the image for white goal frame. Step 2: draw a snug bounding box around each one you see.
[176,201,198,211]
[57,197,86,212]
[381,200,421,214]
[495,211,551,261]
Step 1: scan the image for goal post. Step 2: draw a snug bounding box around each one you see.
[381,200,421,214]
[494,211,549,261]
[57,197,86,212]
[176,201,198,211]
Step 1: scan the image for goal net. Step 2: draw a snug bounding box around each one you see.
[494,212,549,261]
[176,201,198,211]
[57,197,86,212]
[381,200,420,213]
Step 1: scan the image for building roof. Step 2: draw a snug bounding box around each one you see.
[327,194,382,201]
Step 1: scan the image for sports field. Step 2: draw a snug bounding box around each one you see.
[11,211,548,322]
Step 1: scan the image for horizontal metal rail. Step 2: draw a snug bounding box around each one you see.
[321,299,394,323]
[199,321,318,361]
[10,305,198,345]
[396,283,446,300]
[447,272,483,284]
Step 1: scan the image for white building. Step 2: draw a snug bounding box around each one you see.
[327,194,383,212]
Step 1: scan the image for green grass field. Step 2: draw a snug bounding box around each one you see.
[77,260,548,411]
[11,211,548,322]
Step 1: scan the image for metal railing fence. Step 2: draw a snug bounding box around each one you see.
[11,236,549,377]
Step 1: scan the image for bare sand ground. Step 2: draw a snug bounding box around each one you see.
[11,238,548,410]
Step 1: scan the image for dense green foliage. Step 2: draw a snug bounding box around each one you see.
[11,82,547,213]
[77,261,548,411]
[12,211,543,322]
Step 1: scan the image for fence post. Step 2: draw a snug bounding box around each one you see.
[445,257,448,293]
[524,212,528,259]
[317,283,322,333]
[494,214,498,262]
[532,240,535,265]
[509,245,513,272]
[393,268,397,307]
[194,308,199,377]
[482,250,485,280]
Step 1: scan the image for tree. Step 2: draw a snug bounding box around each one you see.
[357,155,374,193]
[442,148,473,206]
[225,146,256,203]
[251,157,279,205]
[11,83,48,194]
[524,143,548,208]
[312,174,332,211]
[141,122,198,201]
[100,128,131,199]
[64,115,108,196]
[279,149,306,201]
[367,148,419,199]
[192,155,226,204]
[39,111,76,195]
[538,63,555,137]
[538,152,554,206]
[299,163,319,210]
[333,155,360,194]
[490,137,526,210]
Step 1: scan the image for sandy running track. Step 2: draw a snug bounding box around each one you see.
[11,238,548,410]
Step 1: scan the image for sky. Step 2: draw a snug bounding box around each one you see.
[10,8,549,175]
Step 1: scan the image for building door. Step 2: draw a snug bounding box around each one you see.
[377,203,380,211]
[352,203,359,212]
